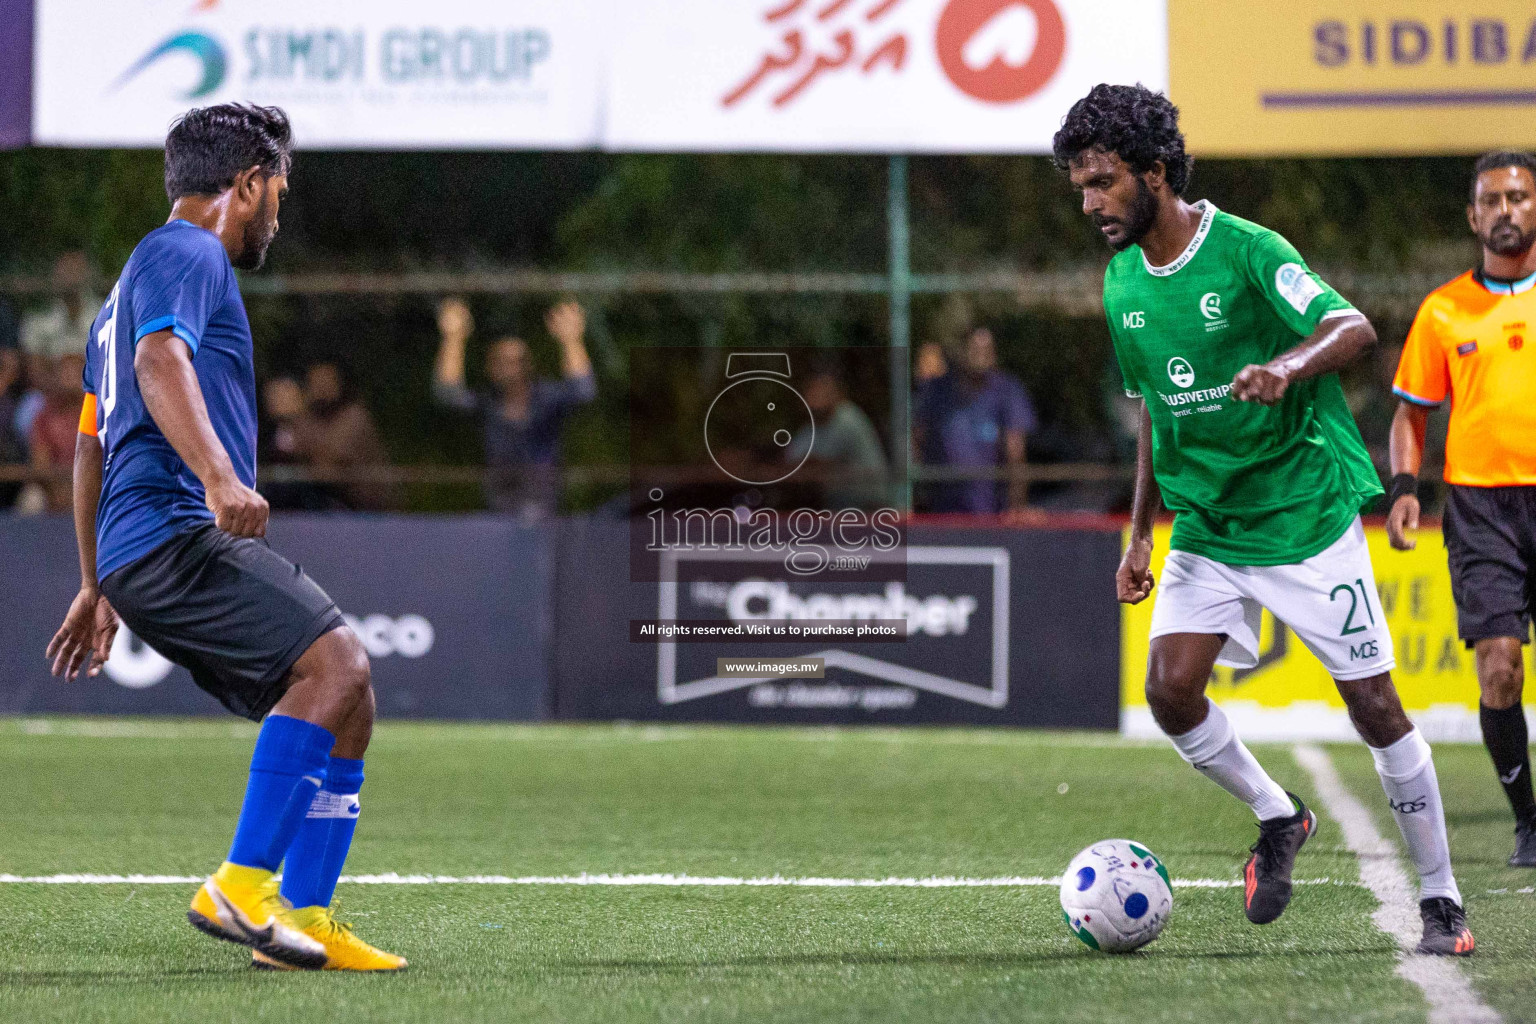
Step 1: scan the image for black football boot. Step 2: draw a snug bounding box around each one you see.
[1243,792,1318,925]
[1415,897,1474,956]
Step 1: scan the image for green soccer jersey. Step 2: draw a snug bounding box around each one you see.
[1103,201,1383,566]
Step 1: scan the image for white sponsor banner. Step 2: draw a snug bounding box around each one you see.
[604,0,1167,153]
[32,0,602,148]
[32,0,1165,152]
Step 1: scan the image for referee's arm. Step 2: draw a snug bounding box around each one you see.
[1387,400,1430,550]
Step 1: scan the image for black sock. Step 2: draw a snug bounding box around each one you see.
[1480,702,1536,824]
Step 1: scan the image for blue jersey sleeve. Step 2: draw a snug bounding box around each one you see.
[127,228,230,355]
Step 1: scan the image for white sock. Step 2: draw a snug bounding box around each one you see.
[1370,728,1461,905]
[1168,699,1295,821]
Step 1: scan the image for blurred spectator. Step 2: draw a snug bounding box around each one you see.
[434,297,596,520]
[13,369,45,443]
[913,327,1038,516]
[258,376,333,510]
[18,254,97,449]
[21,251,97,362]
[0,346,26,510]
[292,359,397,511]
[26,353,86,513]
[787,368,889,510]
[914,341,947,384]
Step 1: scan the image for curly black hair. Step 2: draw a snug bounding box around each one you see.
[1470,151,1536,203]
[1052,84,1193,196]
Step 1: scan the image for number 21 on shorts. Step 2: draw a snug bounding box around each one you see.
[1331,577,1376,637]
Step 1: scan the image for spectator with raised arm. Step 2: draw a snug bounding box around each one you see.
[434,297,596,520]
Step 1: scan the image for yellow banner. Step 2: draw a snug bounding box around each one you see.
[1121,524,1531,732]
[1171,1,1536,155]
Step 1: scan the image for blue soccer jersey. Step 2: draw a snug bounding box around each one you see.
[83,219,258,579]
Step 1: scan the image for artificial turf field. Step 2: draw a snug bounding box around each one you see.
[2,719,1534,1024]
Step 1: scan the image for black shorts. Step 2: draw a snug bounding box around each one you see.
[100,523,344,721]
[1443,484,1536,646]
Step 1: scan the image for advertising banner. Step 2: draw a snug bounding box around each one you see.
[1121,522,1505,741]
[605,0,1167,153]
[27,0,1165,152]
[555,518,1122,726]
[0,516,552,720]
[32,0,603,148]
[1171,0,1536,156]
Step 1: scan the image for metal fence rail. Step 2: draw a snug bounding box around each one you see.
[0,267,1445,319]
[0,461,1135,487]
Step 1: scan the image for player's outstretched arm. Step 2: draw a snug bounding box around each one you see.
[1231,313,1378,406]
[1386,400,1429,551]
[47,429,119,679]
[136,330,268,538]
[1117,401,1159,605]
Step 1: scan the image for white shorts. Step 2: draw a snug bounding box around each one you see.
[1148,517,1395,681]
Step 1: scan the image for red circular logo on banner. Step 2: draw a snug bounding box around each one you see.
[936,0,1066,104]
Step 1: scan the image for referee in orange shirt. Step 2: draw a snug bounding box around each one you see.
[1389,151,1536,867]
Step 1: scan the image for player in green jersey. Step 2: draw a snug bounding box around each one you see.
[1053,84,1471,955]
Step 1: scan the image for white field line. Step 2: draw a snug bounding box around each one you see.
[1293,744,1500,1024]
[0,871,1353,889]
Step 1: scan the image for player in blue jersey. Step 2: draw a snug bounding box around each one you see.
[44,105,404,972]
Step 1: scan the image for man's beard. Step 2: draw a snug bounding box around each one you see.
[1094,177,1159,252]
[1483,217,1536,259]
[233,192,276,271]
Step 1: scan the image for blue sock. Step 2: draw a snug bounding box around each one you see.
[226,715,335,872]
[280,756,365,909]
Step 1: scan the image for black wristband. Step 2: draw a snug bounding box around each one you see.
[1388,473,1418,507]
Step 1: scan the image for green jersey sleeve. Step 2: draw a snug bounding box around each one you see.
[1243,230,1355,337]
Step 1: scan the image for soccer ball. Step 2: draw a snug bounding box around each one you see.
[1059,839,1173,953]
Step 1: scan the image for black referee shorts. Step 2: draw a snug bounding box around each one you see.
[100,523,345,721]
[1443,484,1536,647]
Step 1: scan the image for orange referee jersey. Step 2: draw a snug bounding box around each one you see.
[1394,269,1536,487]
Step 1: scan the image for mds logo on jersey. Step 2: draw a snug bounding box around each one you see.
[1122,311,1145,329]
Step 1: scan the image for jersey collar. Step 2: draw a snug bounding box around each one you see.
[1141,200,1216,278]
[1474,267,1536,295]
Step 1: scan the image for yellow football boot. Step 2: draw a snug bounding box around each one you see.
[250,904,407,972]
[188,863,328,969]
